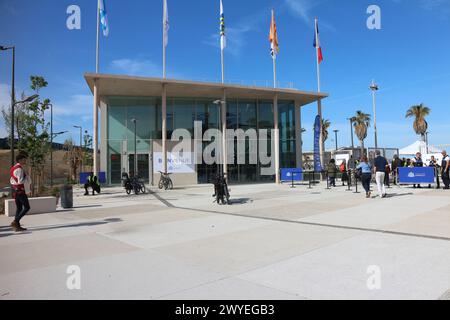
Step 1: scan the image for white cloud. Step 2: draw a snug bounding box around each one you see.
[53,94,92,118]
[109,58,161,77]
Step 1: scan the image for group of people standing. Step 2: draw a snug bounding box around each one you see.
[326,149,450,199]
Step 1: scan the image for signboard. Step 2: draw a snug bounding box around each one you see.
[398,167,435,184]
[153,152,195,174]
[313,115,322,172]
[280,168,303,182]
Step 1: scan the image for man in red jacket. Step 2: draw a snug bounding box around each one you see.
[10,153,31,232]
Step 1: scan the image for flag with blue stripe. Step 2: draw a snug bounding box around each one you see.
[99,0,109,37]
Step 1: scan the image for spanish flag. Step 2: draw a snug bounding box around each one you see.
[269,9,279,59]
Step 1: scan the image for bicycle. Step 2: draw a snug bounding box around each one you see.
[123,174,147,195]
[158,171,173,190]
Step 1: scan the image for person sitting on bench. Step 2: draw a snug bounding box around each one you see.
[84,172,101,196]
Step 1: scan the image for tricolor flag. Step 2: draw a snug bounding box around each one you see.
[99,0,109,37]
[269,9,279,59]
[163,0,169,48]
[313,18,323,64]
[220,0,226,50]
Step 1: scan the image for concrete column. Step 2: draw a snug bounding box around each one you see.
[273,94,280,184]
[222,88,227,175]
[295,100,303,169]
[93,79,99,175]
[162,83,167,173]
[100,100,107,176]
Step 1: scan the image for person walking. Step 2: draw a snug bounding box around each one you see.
[84,172,101,196]
[411,152,424,188]
[374,150,388,198]
[441,150,450,189]
[356,155,372,198]
[340,160,349,186]
[10,153,32,232]
[326,159,337,187]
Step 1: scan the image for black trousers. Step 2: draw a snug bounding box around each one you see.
[443,170,450,188]
[14,192,30,223]
[84,183,101,195]
[361,173,372,193]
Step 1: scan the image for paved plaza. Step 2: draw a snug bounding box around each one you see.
[1,182,449,300]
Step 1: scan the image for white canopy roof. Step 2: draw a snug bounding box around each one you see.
[399,140,442,155]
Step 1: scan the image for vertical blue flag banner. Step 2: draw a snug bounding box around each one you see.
[99,0,109,37]
[314,115,322,172]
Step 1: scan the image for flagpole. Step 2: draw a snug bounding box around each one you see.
[163,0,167,79]
[221,48,224,84]
[314,17,324,172]
[273,57,277,88]
[93,0,100,176]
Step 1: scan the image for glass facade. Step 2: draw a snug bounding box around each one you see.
[106,96,297,185]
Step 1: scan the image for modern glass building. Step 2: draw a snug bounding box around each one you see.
[84,74,328,186]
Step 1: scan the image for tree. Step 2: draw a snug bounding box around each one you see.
[405,103,431,141]
[353,111,371,154]
[82,131,93,168]
[63,138,82,182]
[321,119,331,143]
[17,76,51,196]
[1,92,28,143]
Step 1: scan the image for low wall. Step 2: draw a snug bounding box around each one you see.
[4,197,57,217]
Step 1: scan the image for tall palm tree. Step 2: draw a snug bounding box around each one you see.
[353,111,371,154]
[405,103,431,141]
[321,119,331,143]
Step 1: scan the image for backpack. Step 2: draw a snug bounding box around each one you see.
[339,163,346,173]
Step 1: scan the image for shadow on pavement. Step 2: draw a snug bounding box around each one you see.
[0,218,122,236]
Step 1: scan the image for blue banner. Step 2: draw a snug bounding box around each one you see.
[313,115,322,172]
[398,167,435,184]
[80,172,107,184]
[281,168,303,182]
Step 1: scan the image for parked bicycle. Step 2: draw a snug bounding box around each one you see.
[123,173,147,195]
[158,171,173,190]
[212,172,230,205]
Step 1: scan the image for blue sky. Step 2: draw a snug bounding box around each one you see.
[1,0,449,150]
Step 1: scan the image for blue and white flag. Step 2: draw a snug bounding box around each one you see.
[99,0,109,37]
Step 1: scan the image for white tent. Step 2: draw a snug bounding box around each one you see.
[399,140,442,156]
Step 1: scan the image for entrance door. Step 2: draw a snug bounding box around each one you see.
[128,154,151,184]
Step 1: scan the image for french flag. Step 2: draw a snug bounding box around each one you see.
[313,18,323,64]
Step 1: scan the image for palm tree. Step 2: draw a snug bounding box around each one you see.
[321,119,331,143]
[353,111,371,154]
[405,104,431,141]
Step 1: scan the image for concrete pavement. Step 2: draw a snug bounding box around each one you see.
[0,182,449,300]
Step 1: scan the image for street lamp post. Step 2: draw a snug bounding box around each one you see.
[213,100,226,175]
[0,45,16,166]
[347,118,355,149]
[425,131,429,154]
[50,131,68,186]
[370,80,379,150]
[131,119,137,177]
[73,125,82,177]
[333,130,339,151]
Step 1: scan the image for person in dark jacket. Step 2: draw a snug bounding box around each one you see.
[84,172,101,196]
[411,152,424,188]
[327,159,338,187]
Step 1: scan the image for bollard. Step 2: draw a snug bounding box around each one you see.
[353,172,360,194]
[326,171,330,190]
[308,172,312,189]
[346,170,352,191]
[435,167,440,189]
